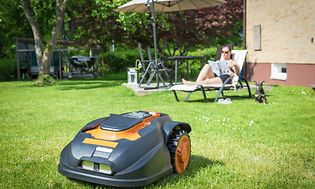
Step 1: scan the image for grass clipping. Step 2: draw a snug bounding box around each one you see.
[33,74,55,86]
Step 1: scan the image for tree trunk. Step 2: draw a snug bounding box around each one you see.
[21,0,44,76]
[21,0,67,78]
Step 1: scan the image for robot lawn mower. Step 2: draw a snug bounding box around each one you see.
[58,111,191,187]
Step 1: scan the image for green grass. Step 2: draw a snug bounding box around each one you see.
[0,80,314,189]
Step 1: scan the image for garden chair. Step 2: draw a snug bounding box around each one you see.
[134,43,152,83]
[136,43,152,72]
[169,50,251,102]
[137,43,172,88]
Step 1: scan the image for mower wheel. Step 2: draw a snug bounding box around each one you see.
[167,130,191,174]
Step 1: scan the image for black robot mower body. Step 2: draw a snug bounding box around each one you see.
[58,111,191,187]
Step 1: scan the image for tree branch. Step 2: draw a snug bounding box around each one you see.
[50,0,68,49]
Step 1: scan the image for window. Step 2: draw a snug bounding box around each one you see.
[253,25,261,51]
[271,63,287,80]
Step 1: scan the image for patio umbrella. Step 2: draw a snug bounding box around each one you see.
[116,0,224,88]
[116,0,224,13]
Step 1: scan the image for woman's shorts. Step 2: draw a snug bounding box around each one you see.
[219,74,232,84]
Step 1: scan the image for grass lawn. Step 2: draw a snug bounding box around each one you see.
[0,80,314,189]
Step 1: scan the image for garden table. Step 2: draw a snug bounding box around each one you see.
[166,56,207,84]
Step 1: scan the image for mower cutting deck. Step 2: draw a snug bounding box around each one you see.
[58,111,191,187]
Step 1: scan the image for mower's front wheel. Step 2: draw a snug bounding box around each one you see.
[167,130,191,174]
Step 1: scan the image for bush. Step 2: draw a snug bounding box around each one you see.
[32,74,55,86]
[188,47,218,60]
[0,59,17,81]
[103,72,127,80]
[101,48,139,73]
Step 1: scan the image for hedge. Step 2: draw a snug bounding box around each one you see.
[0,59,17,81]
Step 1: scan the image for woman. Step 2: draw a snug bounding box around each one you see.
[182,45,239,85]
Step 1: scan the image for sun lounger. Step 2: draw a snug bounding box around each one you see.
[169,50,251,102]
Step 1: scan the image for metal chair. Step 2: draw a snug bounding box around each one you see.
[137,43,172,89]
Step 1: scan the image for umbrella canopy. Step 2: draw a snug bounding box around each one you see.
[116,0,224,13]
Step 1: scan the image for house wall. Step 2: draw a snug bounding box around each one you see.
[245,0,315,86]
[246,63,315,86]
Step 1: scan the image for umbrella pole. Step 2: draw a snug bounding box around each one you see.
[143,0,171,90]
[151,0,158,65]
[151,0,159,88]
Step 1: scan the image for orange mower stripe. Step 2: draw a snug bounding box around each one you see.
[83,138,118,148]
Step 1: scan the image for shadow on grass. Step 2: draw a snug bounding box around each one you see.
[66,155,223,188]
[16,82,54,88]
[176,93,273,103]
[178,96,254,103]
[56,80,123,90]
[15,80,124,90]
[151,155,224,188]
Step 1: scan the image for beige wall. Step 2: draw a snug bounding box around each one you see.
[246,0,315,64]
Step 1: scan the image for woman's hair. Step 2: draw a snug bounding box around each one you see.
[221,45,233,59]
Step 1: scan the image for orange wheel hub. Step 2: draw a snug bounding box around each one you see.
[175,135,191,174]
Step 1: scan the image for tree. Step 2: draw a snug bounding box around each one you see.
[112,0,243,57]
[65,0,125,49]
[193,0,244,45]
[158,0,244,56]
[0,1,32,58]
[20,0,68,79]
[58,0,243,57]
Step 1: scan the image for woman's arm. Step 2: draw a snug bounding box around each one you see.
[228,61,240,76]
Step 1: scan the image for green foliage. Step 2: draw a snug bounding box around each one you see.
[0,81,314,188]
[65,0,126,49]
[0,59,17,81]
[33,74,55,86]
[101,48,139,72]
[0,1,32,58]
[1,0,244,60]
[188,47,218,60]
[102,52,124,72]
[93,0,124,18]
[30,0,56,43]
[103,72,127,80]
[211,21,244,47]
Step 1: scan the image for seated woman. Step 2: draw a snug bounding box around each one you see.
[182,45,240,85]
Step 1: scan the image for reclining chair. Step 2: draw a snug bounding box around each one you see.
[169,50,251,102]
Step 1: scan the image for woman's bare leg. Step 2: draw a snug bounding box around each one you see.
[182,64,216,85]
[196,64,215,82]
[196,77,222,85]
[182,78,195,85]
[183,77,222,86]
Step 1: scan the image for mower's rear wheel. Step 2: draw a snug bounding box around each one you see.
[167,130,191,174]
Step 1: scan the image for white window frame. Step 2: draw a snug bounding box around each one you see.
[270,63,287,80]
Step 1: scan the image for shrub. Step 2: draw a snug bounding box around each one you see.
[188,47,218,60]
[0,59,17,81]
[32,74,55,86]
[101,48,139,73]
